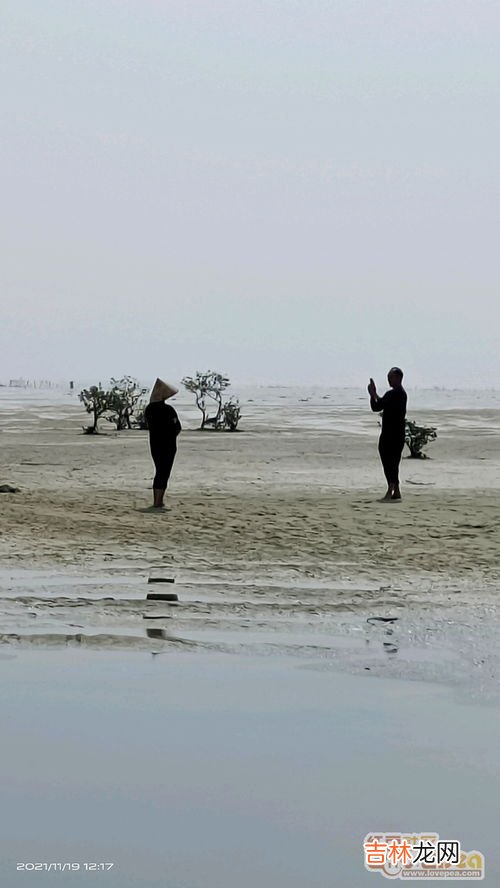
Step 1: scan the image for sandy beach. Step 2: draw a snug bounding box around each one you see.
[1,388,500,697]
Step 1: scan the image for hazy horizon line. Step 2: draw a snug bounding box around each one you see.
[2,377,500,394]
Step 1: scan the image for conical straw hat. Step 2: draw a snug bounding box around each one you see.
[149,378,178,402]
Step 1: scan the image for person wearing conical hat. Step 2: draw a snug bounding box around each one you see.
[144,378,181,508]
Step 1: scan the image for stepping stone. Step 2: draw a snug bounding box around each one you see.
[147,577,175,584]
[146,593,178,602]
[366,617,398,626]
[146,628,165,639]
[142,614,171,620]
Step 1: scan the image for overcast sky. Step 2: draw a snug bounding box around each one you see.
[1,0,498,387]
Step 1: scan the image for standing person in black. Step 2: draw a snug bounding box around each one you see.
[368,367,407,502]
[144,378,182,509]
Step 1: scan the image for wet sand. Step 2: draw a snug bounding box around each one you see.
[0,392,500,699]
[1,390,500,884]
[1,650,499,887]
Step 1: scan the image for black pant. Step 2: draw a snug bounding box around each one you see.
[378,436,404,485]
[151,445,177,489]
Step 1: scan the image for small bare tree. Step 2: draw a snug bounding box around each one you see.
[222,398,241,431]
[79,385,112,434]
[182,370,230,429]
[132,400,149,430]
[107,376,147,430]
[405,420,437,458]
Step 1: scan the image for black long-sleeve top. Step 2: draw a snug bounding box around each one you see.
[144,402,181,449]
[370,386,407,439]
